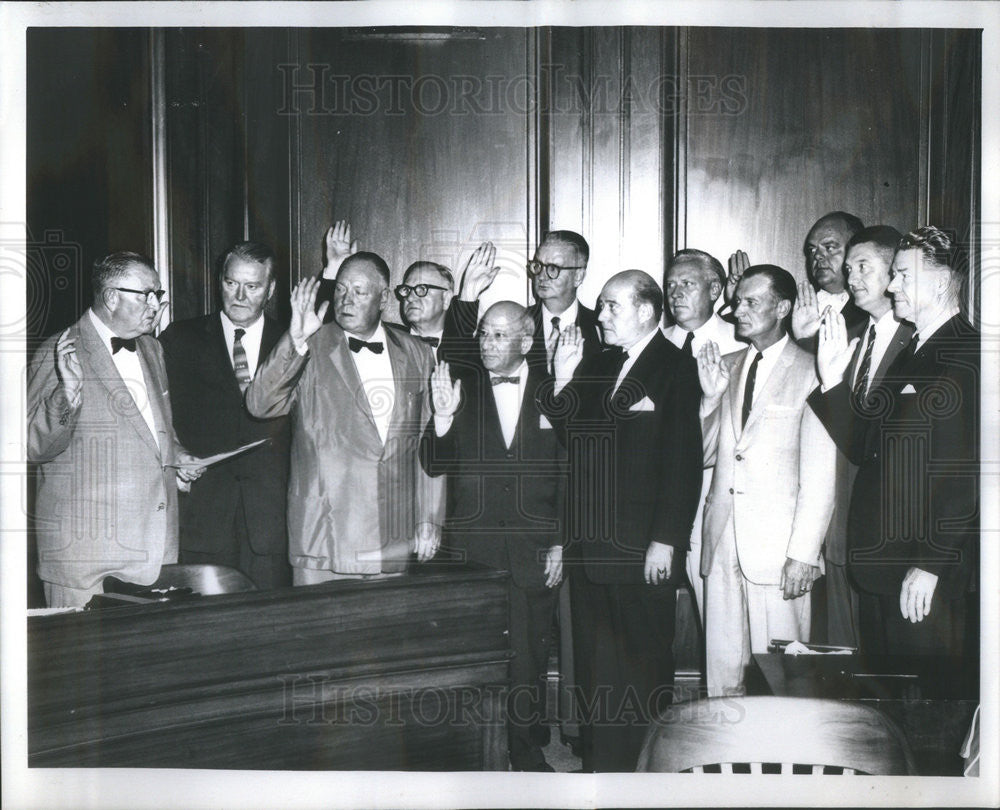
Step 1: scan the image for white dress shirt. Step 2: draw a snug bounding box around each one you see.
[915,306,960,352]
[88,309,158,449]
[816,289,851,314]
[664,312,743,356]
[614,325,660,394]
[541,299,579,343]
[850,309,901,393]
[736,334,789,419]
[491,361,529,448]
[346,323,395,444]
[220,311,265,379]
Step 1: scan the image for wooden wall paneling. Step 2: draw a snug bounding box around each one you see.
[26,29,153,341]
[682,28,926,284]
[244,28,294,325]
[289,28,534,321]
[164,29,246,322]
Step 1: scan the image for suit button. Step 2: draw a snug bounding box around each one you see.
[505,452,514,459]
[157,503,165,511]
[735,454,743,461]
[728,488,734,495]
[503,485,511,493]
[498,520,506,527]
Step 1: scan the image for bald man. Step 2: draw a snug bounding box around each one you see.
[424,301,565,771]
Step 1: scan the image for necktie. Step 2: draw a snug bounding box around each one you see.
[111,336,136,354]
[682,331,695,355]
[547,315,561,372]
[491,375,519,386]
[741,351,761,428]
[851,324,877,409]
[232,328,252,393]
[418,335,440,348]
[348,337,384,354]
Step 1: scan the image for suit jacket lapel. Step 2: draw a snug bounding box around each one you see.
[326,327,382,447]
[873,323,914,384]
[728,347,750,439]
[616,331,662,410]
[77,314,161,457]
[136,338,170,459]
[741,341,794,436]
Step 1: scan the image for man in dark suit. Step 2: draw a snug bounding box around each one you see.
[159,241,292,589]
[810,226,979,656]
[423,301,564,771]
[448,231,602,371]
[549,270,703,771]
[28,252,202,606]
[247,253,444,582]
[808,226,913,647]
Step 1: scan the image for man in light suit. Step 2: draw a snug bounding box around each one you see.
[697,265,836,695]
[27,251,202,607]
[246,253,444,582]
[810,226,979,656]
[663,248,745,623]
[807,226,912,646]
[160,241,292,589]
[424,301,564,771]
[550,270,703,771]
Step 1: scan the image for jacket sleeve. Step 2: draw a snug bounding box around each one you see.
[245,330,309,418]
[786,395,838,566]
[807,380,866,465]
[26,336,81,463]
[414,346,447,527]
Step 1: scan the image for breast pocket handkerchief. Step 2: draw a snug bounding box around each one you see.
[629,396,656,412]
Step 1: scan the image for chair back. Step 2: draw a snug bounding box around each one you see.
[636,696,915,774]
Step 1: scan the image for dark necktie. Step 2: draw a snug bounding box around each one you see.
[547,315,561,373]
[232,328,252,393]
[111,336,136,354]
[418,335,440,348]
[682,331,695,355]
[741,351,761,428]
[491,375,519,386]
[348,336,384,354]
[851,324,877,409]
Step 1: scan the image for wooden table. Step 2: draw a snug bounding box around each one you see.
[29,564,511,770]
[749,653,978,776]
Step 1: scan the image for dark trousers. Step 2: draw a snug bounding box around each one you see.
[858,590,968,657]
[569,571,678,772]
[811,560,860,647]
[179,492,291,590]
[507,582,558,770]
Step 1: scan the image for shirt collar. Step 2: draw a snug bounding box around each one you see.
[869,308,898,336]
[915,307,960,348]
[623,325,659,359]
[346,322,388,346]
[541,299,579,328]
[220,310,265,342]
[88,308,121,354]
[753,332,789,361]
[410,326,444,343]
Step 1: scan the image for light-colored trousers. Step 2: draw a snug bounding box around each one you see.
[705,514,810,696]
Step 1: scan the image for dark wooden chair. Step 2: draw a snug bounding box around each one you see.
[636,696,916,774]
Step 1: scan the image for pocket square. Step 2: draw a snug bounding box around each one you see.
[539,414,553,430]
[900,384,917,394]
[629,396,655,412]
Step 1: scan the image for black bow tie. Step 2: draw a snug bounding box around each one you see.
[418,335,440,348]
[111,337,137,354]
[491,375,520,386]
[348,336,384,354]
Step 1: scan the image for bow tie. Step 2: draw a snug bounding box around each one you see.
[348,336,384,354]
[111,337,137,354]
[418,335,440,348]
[491,375,520,386]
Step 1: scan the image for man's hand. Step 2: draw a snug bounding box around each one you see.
[553,323,585,388]
[544,545,563,589]
[780,558,819,600]
[323,220,358,279]
[696,340,731,400]
[816,307,859,390]
[900,567,938,623]
[174,449,206,485]
[726,250,750,303]
[430,361,462,417]
[413,521,441,563]
[644,542,675,585]
[55,328,83,405]
[459,241,500,302]
[791,281,823,340]
[289,276,328,349]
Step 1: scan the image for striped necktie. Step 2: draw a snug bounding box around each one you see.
[852,325,877,409]
[233,328,252,393]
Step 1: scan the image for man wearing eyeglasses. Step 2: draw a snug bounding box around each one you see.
[246,252,444,582]
[27,251,204,607]
[159,241,292,590]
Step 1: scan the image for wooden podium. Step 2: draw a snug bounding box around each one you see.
[29,565,511,770]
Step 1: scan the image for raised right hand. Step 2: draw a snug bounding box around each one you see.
[459,241,500,302]
[696,340,731,399]
[553,323,584,381]
[289,276,327,346]
[430,361,462,417]
[791,280,822,340]
[55,328,83,403]
[323,219,358,279]
[726,250,750,303]
[816,307,858,389]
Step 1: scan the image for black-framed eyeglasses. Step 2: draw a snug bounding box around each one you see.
[526,260,585,279]
[395,283,449,299]
[113,287,167,304]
